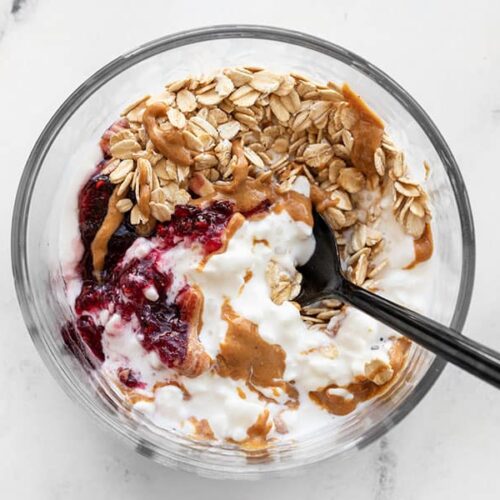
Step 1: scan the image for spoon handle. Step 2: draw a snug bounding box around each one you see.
[336,280,500,389]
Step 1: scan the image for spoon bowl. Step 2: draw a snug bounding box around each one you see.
[297,211,345,306]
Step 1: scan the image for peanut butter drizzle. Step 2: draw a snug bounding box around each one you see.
[405,224,434,270]
[153,380,191,400]
[243,269,253,284]
[143,102,192,166]
[125,379,191,405]
[126,391,154,405]
[272,190,313,226]
[342,83,385,175]
[197,213,245,271]
[229,410,273,451]
[178,285,212,377]
[91,186,125,280]
[188,417,215,441]
[253,237,269,246]
[238,269,254,295]
[191,141,313,225]
[310,184,339,212]
[205,141,274,212]
[216,300,298,405]
[309,338,411,416]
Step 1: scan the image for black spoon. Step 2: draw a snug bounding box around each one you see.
[297,211,500,389]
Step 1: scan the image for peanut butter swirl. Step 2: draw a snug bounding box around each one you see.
[405,224,433,269]
[216,300,287,386]
[216,300,298,405]
[90,186,125,280]
[143,102,192,166]
[309,338,410,415]
[176,285,212,377]
[230,410,273,451]
[188,417,216,441]
[342,83,385,175]
[191,140,313,226]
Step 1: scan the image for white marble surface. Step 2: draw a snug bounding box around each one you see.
[1,0,499,498]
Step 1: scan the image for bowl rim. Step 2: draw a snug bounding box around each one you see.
[11,24,476,475]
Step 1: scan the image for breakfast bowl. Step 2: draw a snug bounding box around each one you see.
[11,25,475,479]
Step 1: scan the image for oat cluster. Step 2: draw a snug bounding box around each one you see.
[100,67,432,326]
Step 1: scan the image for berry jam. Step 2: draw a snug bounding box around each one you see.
[118,368,146,389]
[78,174,114,247]
[156,200,235,254]
[71,190,235,377]
[61,322,90,365]
[76,315,105,361]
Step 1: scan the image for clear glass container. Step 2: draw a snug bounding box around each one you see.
[11,25,475,479]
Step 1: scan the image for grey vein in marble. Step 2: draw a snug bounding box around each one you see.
[11,0,27,14]
[374,438,397,500]
[0,0,33,42]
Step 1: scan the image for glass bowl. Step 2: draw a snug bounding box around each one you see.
[11,25,475,479]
